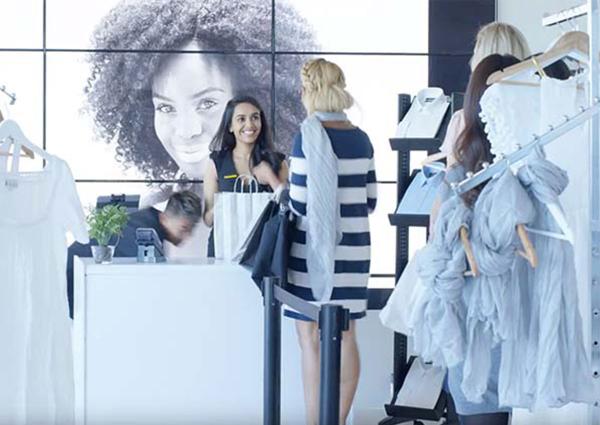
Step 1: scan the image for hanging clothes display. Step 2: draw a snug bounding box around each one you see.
[384,68,594,414]
[409,165,471,369]
[517,156,592,408]
[0,146,88,425]
[459,169,536,404]
[479,78,593,409]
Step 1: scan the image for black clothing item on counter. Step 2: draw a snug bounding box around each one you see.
[66,207,167,318]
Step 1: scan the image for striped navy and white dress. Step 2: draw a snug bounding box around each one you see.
[285,127,377,321]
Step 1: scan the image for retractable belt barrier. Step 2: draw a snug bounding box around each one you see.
[262,276,350,425]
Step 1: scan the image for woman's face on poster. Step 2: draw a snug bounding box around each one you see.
[151,42,233,179]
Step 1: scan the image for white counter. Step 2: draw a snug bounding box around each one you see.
[73,258,393,425]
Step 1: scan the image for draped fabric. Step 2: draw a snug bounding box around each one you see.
[461,170,536,403]
[300,111,346,301]
[410,167,471,368]
[509,156,594,408]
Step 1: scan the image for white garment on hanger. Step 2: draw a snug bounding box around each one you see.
[0,151,88,425]
[540,72,593,399]
[479,82,574,243]
[395,88,450,138]
[479,76,593,409]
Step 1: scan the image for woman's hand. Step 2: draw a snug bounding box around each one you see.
[252,161,280,189]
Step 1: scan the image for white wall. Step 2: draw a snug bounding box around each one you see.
[498,0,588,53]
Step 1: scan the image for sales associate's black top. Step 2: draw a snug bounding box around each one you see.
[66,207,167,318]
[207,149,285,257]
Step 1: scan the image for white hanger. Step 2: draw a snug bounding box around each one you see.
[525,203,575,244]
[506,151,575,245]
[0,119,48,159]
[487,31,590,86]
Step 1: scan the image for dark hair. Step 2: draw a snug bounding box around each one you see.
[531,54,571,80]
[210,95,283,174]
[453,53,520,205]
[85,0,315,180]
[164,190,203,223]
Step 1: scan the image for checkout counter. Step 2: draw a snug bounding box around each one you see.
[73,258,393,425]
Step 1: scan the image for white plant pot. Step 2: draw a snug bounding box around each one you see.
[91,245,115,264]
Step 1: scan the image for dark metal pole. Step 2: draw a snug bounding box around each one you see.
[319,304,348,425]
[263,277,281,425]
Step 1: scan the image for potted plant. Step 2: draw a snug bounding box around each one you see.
[87,204,129,264]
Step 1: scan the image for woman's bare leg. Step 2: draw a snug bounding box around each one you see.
[339,321,360,424]
[296,320,320,425]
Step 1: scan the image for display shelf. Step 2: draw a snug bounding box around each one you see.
[379,92,460,425]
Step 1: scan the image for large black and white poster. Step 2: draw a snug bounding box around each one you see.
[1,0,430,283]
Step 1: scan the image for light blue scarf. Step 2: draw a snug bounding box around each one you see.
[300,111,346,302]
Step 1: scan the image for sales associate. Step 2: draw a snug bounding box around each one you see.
[66,190,203,318]
[203,95,289,257]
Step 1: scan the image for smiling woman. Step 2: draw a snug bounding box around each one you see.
[203,95,289,256]
[151,41,234,180]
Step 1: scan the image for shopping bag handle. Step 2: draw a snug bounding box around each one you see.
[234,174,259,193]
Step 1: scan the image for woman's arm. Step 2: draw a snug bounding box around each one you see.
[288,134,307,217]
[203,159,219,227]
[367,154,377,214]
[252,158,289,191]
[440,110,463,169]
[278,160,289,187]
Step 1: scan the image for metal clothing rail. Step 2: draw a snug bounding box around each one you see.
[263,277,350,425]
[453,99,600,195]
[0,84,16,105]
[543,3,589,27]
[588,0,600,423]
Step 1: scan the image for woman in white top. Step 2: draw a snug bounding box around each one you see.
[430,22,531,229]
[439,22,531,167]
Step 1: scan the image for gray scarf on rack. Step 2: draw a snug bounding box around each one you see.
[300,111,345,302]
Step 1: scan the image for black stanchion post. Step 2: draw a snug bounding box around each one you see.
[319,304,349,425]
[263,277,281,425]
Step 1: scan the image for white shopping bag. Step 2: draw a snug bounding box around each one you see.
[380,249,423,335]
[213,175,273,260]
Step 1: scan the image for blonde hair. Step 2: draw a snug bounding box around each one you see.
[300,58,354,114]
[470,22,531,71]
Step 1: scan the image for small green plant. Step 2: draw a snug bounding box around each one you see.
[87,204,129,246]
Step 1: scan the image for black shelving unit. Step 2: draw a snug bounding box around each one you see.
[379,93,462,425]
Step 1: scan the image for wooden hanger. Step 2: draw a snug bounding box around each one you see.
[487,31,590,86]
[516,224,538,268]
[460,225,479,277]
[0,112,35,159]
[460,223,538,277]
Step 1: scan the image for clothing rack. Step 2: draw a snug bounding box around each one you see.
[543,3,588,27]
[457,2,600,422]
[453,99,600,195]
